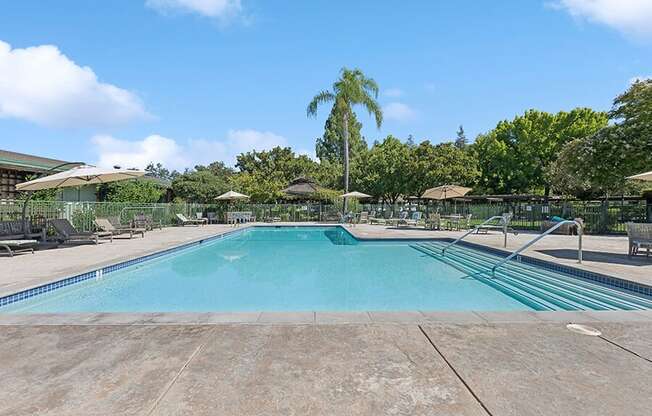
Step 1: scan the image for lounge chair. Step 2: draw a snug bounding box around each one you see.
[397,211,422,227]
[95,218,145,239]
[134,214,162,231]
[0,240,38,257]
[176,213,206,226]
[476,213,513,234]
[369,210,393,225]
[50,219,113,244]
[389,211,409,227]
[195,212,209,223]
[357,211,369,224]
[627,222,652,257]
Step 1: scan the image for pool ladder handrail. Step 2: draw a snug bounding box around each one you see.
[441,216,507,255]
[491,220,583,276]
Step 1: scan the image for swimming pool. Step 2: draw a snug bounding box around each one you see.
[3,226,652,313]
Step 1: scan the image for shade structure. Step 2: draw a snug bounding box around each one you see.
[282,177,325,197]
[15,165,146,191]
[341,191,372,199]
[627,170,652,181]
[215,190,250,201]
[421,185,472,200]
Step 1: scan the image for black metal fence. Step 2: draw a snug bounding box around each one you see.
[361,199,651,234]
[1,198,649,234]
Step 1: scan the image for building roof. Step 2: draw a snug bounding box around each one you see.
[0,149,81,173]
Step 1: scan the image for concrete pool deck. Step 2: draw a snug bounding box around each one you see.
[1,320,651,415]
[1,223,652,414]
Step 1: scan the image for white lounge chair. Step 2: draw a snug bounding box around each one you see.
[627,222,652,257]
[176,213,206,226]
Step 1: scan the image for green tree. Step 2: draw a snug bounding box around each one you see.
[356,136,411,203]
[307,68,383,210]
[549,80,652,197]
[104,180,165,203]
[473,108,608,195]
[409,140,479,197]
[315,106,367,165]
[454,125,466,149]
[171,169,230,203]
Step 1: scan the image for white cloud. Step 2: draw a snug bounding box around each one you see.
[550,0,652,39]
[383,102,417,122]
[92,129,287,171]
[0,40,148,128]
[383,88,404,98]
[146,0,242,20]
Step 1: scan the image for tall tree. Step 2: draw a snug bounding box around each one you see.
[315,106,367,165]
[454,125,467,149]
[473,108,608,195]
[409,140,479,197]
[307,68,383,210]
[356,136,411,204]
[549,80,652,197]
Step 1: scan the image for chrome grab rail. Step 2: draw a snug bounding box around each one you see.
[441,216,506,255]
[491,220,583,275]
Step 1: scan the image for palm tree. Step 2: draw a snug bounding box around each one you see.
[307,68,383,211]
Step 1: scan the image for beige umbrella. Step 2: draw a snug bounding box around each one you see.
[627,171,652,181]
[421,185,472,200]
[16,165,145,191]
[341,191,372,199]
[215,190,250,201]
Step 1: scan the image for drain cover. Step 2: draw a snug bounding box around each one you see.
[566,323,601,336]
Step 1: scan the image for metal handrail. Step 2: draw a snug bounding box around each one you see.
[441,216,506,255]
[491,220,583,275]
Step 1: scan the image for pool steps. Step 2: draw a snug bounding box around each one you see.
[412,242,652,312]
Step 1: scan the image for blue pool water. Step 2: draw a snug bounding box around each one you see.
[4,226,652,313]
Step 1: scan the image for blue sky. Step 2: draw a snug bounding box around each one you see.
[1,0,651,170]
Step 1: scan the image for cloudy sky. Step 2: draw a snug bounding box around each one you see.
[1,0,651,170]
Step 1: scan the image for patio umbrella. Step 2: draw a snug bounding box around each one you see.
[16,165,146,238]
[627,170,652,181]
[341,191,372,199]
[16,165,145,191]
[215,190,250,200]
[421,185,472,200]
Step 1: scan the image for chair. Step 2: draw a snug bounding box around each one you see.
[0,220,43,240]
[95,218,145,239]
[195,212,209,223]
[477,213,513,234]
[426,213,441,230]
[358,212,369,224]
[134,214,162,231]
[50,219,113,244]
[206,212,218,224]
[176,213,206,226]
[389,211,409,227]
[397,211,422,227]
[0,240,38,257]
[627,222,652,257]
[369,209,392,225]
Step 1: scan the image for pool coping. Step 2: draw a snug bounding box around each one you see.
[1,309,650,325]
[1,224,651,318]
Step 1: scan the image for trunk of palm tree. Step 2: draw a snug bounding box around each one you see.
[342,110,350,213]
